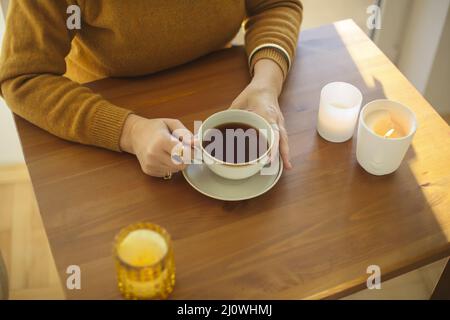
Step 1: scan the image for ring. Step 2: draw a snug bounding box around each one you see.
[163,172,172,180]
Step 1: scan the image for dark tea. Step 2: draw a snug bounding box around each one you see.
[202,122,269,164]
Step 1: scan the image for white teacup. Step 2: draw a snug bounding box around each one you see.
[198,110,275,180]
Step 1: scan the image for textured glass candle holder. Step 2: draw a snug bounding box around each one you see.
[113,222,175,300]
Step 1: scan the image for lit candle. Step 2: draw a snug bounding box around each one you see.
[114,223,175,300]
[365,109,407,139]
[317,82,363,143]
[356,100,417,175]
[118,229,167,267]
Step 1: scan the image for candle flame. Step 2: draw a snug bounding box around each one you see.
[384,128,395,138]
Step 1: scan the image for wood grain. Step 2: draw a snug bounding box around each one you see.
[14,20,450,299]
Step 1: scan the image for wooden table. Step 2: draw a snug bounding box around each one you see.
[15,20,450,299]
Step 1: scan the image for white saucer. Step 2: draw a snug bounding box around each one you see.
[182,156,283,201]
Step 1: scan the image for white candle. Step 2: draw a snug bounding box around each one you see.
[356,99,417,175]
[317,82,363,143]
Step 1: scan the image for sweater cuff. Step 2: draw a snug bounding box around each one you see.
[89,103,133,152]
[249,47,290,80]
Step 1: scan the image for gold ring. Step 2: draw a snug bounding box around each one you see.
[178,146,184,158]
[163,172,172,180]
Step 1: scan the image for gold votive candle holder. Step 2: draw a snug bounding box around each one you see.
[113,222,175,300]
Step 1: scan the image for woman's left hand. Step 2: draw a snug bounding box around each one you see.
[230,59,292,169]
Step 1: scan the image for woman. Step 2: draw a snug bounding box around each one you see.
[0,1,302,178]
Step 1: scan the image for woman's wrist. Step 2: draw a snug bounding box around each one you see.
[119,113,141,154]
[251,59,284,97]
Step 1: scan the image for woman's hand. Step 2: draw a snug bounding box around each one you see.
[230,59,292,169]
[119,114,193,177]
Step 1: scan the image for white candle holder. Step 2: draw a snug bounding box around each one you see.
[317,82,363,143]
[356,99,417,176]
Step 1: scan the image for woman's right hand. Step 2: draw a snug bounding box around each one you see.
[119,114,193,177]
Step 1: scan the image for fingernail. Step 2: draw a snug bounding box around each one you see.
[171,155,182,164]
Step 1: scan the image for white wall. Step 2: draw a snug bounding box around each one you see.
[425,10,450,116]
[395,0,450,94]
[0,2,24,164]
[0,0,7,16]
[373,0,411,63]
[301,0,376,33]
[0,103,24,164]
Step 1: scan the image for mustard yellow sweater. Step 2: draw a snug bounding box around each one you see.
[0,0,302,151]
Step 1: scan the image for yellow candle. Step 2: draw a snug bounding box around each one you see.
[114,224,175,300]
[118,229,167,267]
